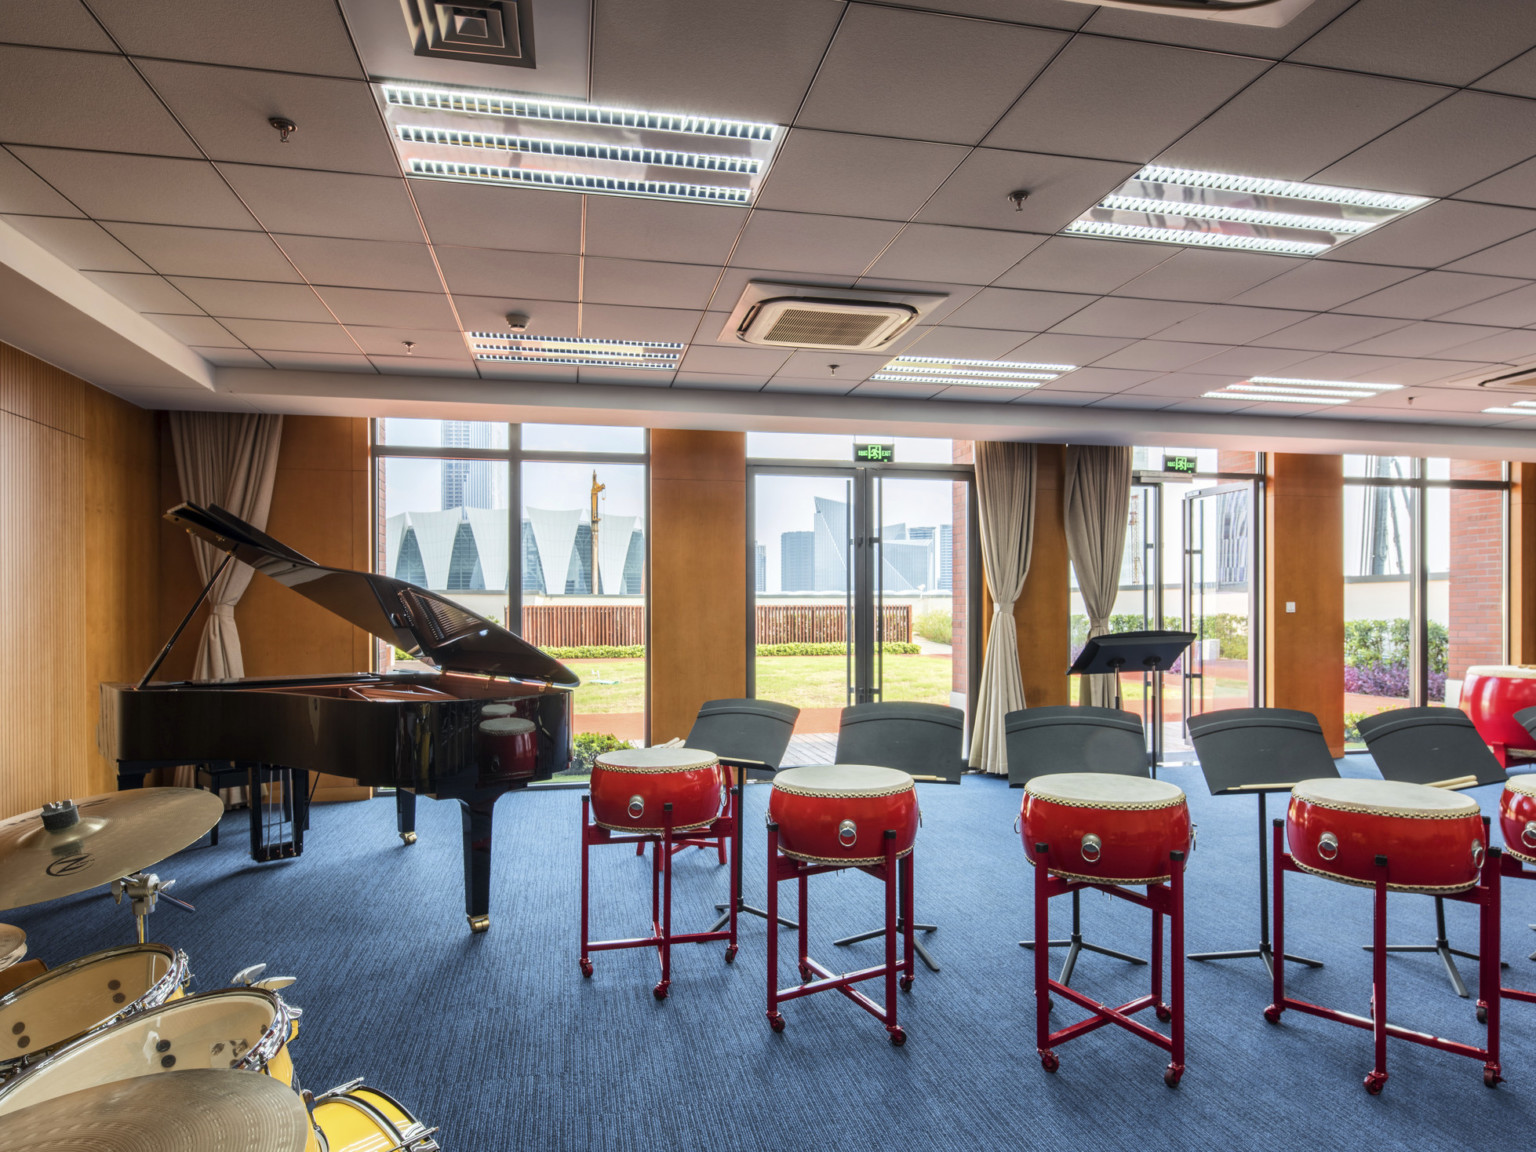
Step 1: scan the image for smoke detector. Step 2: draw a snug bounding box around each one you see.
[721,282,947,352]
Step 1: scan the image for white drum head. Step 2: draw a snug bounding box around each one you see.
[1024,773,1185,810]
[773,764,914,797]
[479,717,535,735]
[1504,774,1536,799]
[1466,665,1536,679]
[480,703,518,717]
[595,747,718,773]
[1292,777,1479,817]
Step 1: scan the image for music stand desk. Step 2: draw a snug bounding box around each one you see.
[1069,631,1194,770]
[707,757,797,932]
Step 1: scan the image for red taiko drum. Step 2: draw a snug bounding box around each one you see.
[590,747,722,833]
[478,715,537,782]
[768,765,918,866]
[1021,774,1190,885]
[1288,778,1485,893]
[1500,775,1536,866]
[1462,666,1536,762]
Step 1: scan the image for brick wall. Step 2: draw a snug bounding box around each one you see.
[1448,460,1504,679]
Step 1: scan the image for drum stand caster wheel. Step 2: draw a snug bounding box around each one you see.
[1039,1052,1059,1074]
[1476,1004,1488,1025]
[768,1013,786,1033]
[1155,1005,1172,1023]
[652,982,670,1002]
[900,975,914,993]
[1263,1005,1282,1024]
[1163,1065,1183,1089]
[798,965,812,984]
[579,960,593,978]
[1364,1072,1388,1095]
[724,946,738,964]
[888,1027,906,1047]
[1484,1068,1502,1089]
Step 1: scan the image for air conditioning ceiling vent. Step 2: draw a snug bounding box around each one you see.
[1053,0,1318,27]
[402,0,534,68]
[723,282,948,351]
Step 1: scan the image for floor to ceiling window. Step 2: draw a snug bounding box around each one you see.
[372,420,649,766]
[1342,457,1507,748]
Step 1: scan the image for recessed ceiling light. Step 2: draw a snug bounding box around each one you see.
[874,354,1077,390]
[1202,391,1352,406]
[1224,383,1376,400]
[870,374,1044,388]
[1061,165,1432,257]
[1484,401,1536,415]
[381,83,782,206]
[469,333,683,369]
[1248,376,1402,391]
[1201,374,1402,407]
[891,356,1076,373]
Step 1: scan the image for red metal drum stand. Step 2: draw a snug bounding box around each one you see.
[765,824,914,1045]
[1494,854,1536,1014]
[578,786,741,1000]
[1030,842,1187,1087]
[1266,819,1503,1093]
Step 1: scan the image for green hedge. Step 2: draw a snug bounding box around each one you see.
[551,642,923,659]
[548,645,645,659]
[1344,618,1447,674]
[570,732,630,773]
[1070,612,1248,660]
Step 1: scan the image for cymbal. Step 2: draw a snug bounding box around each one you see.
[0,924,24,970]
[0,1069,309,1152]
[0,789,224,913]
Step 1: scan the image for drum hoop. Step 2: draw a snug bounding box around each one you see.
[592,759,719,775]
[1291,858,1479,894]
[1505,776,1536,799]
[771,782,914,800]
[1503,843,1536,866]
[0,943,184,1008]
[778,844,914,866]
[1291,795,1480,820]
[314,1085,437,1152]
[592,817,717,835]
[1023,792,1186,813]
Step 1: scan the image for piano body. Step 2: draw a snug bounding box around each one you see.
[100,502,578,932]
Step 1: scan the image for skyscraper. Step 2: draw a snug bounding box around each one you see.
[781,531,815,592]
[441,421,492,510]
[755,543,766,592]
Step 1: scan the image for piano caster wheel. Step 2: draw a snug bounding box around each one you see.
[580,960,593,978]
[467,915,490,934]
[400,832,417,845]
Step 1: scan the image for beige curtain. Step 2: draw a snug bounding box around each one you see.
[169,412,284,681]
[968,441,1037,775]
[1064,445,1133,708]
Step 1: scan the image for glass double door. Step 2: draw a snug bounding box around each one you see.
[750,467,971,745]
[1120,478,1258,762]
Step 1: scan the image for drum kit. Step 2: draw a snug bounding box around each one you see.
[0,788,440,1151]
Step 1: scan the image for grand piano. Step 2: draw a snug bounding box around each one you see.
[100,502,577,932]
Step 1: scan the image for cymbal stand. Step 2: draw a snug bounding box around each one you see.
[112,872,194,943]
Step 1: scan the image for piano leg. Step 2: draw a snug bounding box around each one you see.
[396,790,418,845]
[461,796,496,933]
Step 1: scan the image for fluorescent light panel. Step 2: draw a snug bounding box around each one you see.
[1484,401,1536,415]
[1249,376,1401,391]
[381,83,782,206]
[1202,391,1351,406]
[1062,165,1432,256]
[1203,374,1402,408]
[871,374,1043,388]
[470,333,682,370]
[875,355,1077,391]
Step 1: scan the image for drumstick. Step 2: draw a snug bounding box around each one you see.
[1222,783,1294,793]
[1426,774,1479,790]
[907,774,946,783]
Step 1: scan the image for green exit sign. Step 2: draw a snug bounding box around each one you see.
[1163,454,1198,475]
[855,443,895,464]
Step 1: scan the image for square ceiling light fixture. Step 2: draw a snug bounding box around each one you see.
[1201,376,1402,406]
[872,356,1076,389]
[468,332,682,369]
[381,83,781,205]
[1062,166,1432,256]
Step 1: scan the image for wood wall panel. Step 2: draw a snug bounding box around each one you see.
[1512,463,1536,665]
[1265,453,1345,755]
[649,430,747,743]
[0,342,158,819]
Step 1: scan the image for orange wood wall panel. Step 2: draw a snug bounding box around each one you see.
[1512,463,1536,664]
[0,342,159,818]
[648,430,747,743]
[1265,453,1345,755]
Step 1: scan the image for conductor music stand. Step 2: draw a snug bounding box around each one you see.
[1186,708,1334,976]
[1069,631,1195,772]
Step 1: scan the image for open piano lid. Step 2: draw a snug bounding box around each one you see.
[167,502,578,689]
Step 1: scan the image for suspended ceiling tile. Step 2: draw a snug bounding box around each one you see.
[797,6,1067,145]
[1227,260,1417,310]
[410,180,583,254]
[1089,393,1176,410]
[1122,372,1237,398]
[754,130,967,221]
[1340,270,1530,319]
[82,271,202,314]
[1444,229,1536,278]
[0,3,116,51]
[1080,0,1355,58]
[993,236,1172,295]
[134,61,396,177]
[677,346,793,376]
[280,235,445,292]
[450,295,579,335]
[1278,350,1417,379]
[1358,357,1497,385]
[581,197,747,266]
[1287,0,1536,86]
[2,214,151,271]
[1007,332,1137,363]
[1154,65,1448,182]
[103,222,299,280]
[0,148,84,217]
[89,0,364,78]
[191,347,268,368]
[576,366,677,387]
[891,1,1091,29]
[581,258,722,311]
[573,304,705,343]
[1095,341,1236,372]
[1455,158,1536,210]
[943,287,1096,332]
[256,351,375,372]
[917,150,1141,234]
[904,326,1052,360]
[219,318,359,354]
[1432,282,1536,326]
[169,277,331,323]
[1151,305,1311,344]
[590,0,843,124]
[1426,327,1536,363]
[309,286,459,330]
[671,372,765,391]
[1342,321,1508,357]
[777,349,891,380]
[1014,390,1115,408]
[475,360,578,383]
[433,245,578,300]
[10,148,259,230]
[368,355,477,377]
[727,212,904,277]
[1313,91,1536,199]
[219,165,422,242]
[1475,46,1536,99]
[143,313,243,347]
[985,37,1265,163]
[1260,313,1412,352]
[852,379,954,400]
[761,377,859,396]
[1111,250,1300,304]
[344,327,468,359]
[0,46,197,156]
[1050,297,1206,338]
[1182,345,1319,376]
[1320,200,1536,269]
[1035,366,1158,392]
[865,225,1047,287]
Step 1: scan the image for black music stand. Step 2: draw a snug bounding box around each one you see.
[1186,709,1333,976]
[1068,631,1194,772]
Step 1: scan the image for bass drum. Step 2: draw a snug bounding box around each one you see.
[311,1080,439,1152]
[0,943,189,1073]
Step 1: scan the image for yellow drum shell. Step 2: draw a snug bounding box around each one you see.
[311,1082,438,1152]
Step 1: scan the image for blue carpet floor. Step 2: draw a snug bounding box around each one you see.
[8,756,1536,1150]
